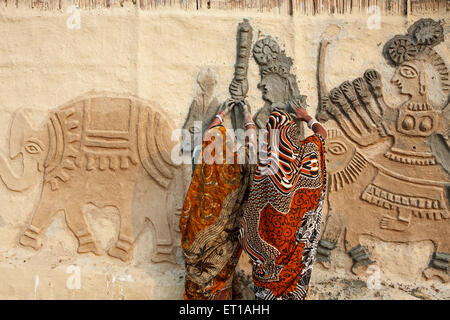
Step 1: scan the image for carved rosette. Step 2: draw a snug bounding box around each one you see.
[384,18,445,68]
[410,18,444,48]
[253,36,293,79]
[252,37,280,67]
[385,36,418,65]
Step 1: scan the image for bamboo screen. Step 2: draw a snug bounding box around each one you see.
[2,0,448,15]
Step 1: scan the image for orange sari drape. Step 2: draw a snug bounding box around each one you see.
[180,125,251,300]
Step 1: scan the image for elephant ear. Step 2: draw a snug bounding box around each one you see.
[137,106,180,189]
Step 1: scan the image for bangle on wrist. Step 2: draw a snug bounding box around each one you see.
[215,114,224,123]
[307,118,319,130]
[301,114,312,122]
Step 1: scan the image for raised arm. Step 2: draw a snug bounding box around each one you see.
[294,107,327,139]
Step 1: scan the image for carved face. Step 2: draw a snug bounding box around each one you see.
[325,130,369,192]
[325,134,356,174]
[391,61,425,97]
[258,73,286,104]
[197,68,216,95]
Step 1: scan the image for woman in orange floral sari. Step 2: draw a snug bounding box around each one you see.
[179,100,256,300]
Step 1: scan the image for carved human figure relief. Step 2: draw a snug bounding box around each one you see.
[315,18,449,282]
[0,92,180,263]
[251,36,306,139]
[182,68,221,153]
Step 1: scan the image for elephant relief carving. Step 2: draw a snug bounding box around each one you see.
[0,92,181,263]
[315,18,449,282]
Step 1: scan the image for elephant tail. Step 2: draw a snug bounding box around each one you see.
[137,106,179,189]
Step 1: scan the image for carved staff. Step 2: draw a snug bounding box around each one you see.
[316,39,331,122]
[229,19,253,129]
[229,19,253,101]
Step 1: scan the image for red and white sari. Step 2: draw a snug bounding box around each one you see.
[240,108,326,300]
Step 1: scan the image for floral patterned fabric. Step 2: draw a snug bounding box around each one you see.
[240,108,326,300]
[180,125,252,300]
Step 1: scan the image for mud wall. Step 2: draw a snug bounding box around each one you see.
[0,2,448,299]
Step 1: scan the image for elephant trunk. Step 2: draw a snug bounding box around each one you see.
[0,152,40,192]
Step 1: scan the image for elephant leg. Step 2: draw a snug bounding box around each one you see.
[148,210,176,264]
[316,212,343,268]
[19,199,59,250]
[108,200,135,262]
[344,229,375,275]
[65,204,103,256]
[423,242,450,283]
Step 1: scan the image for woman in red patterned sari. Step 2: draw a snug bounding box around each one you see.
[240,106,327,300]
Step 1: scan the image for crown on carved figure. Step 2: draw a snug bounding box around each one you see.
[253,36,293,79]
[383,18,448,93]
[384,18,444,66]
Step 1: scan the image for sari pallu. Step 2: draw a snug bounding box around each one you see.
[240,108,326,300]
[179,122,254,300]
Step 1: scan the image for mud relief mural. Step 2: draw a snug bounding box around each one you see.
[316,18,449,282]
[252,36,306,139]
[182,68,221,154]
[0,92,181,263]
